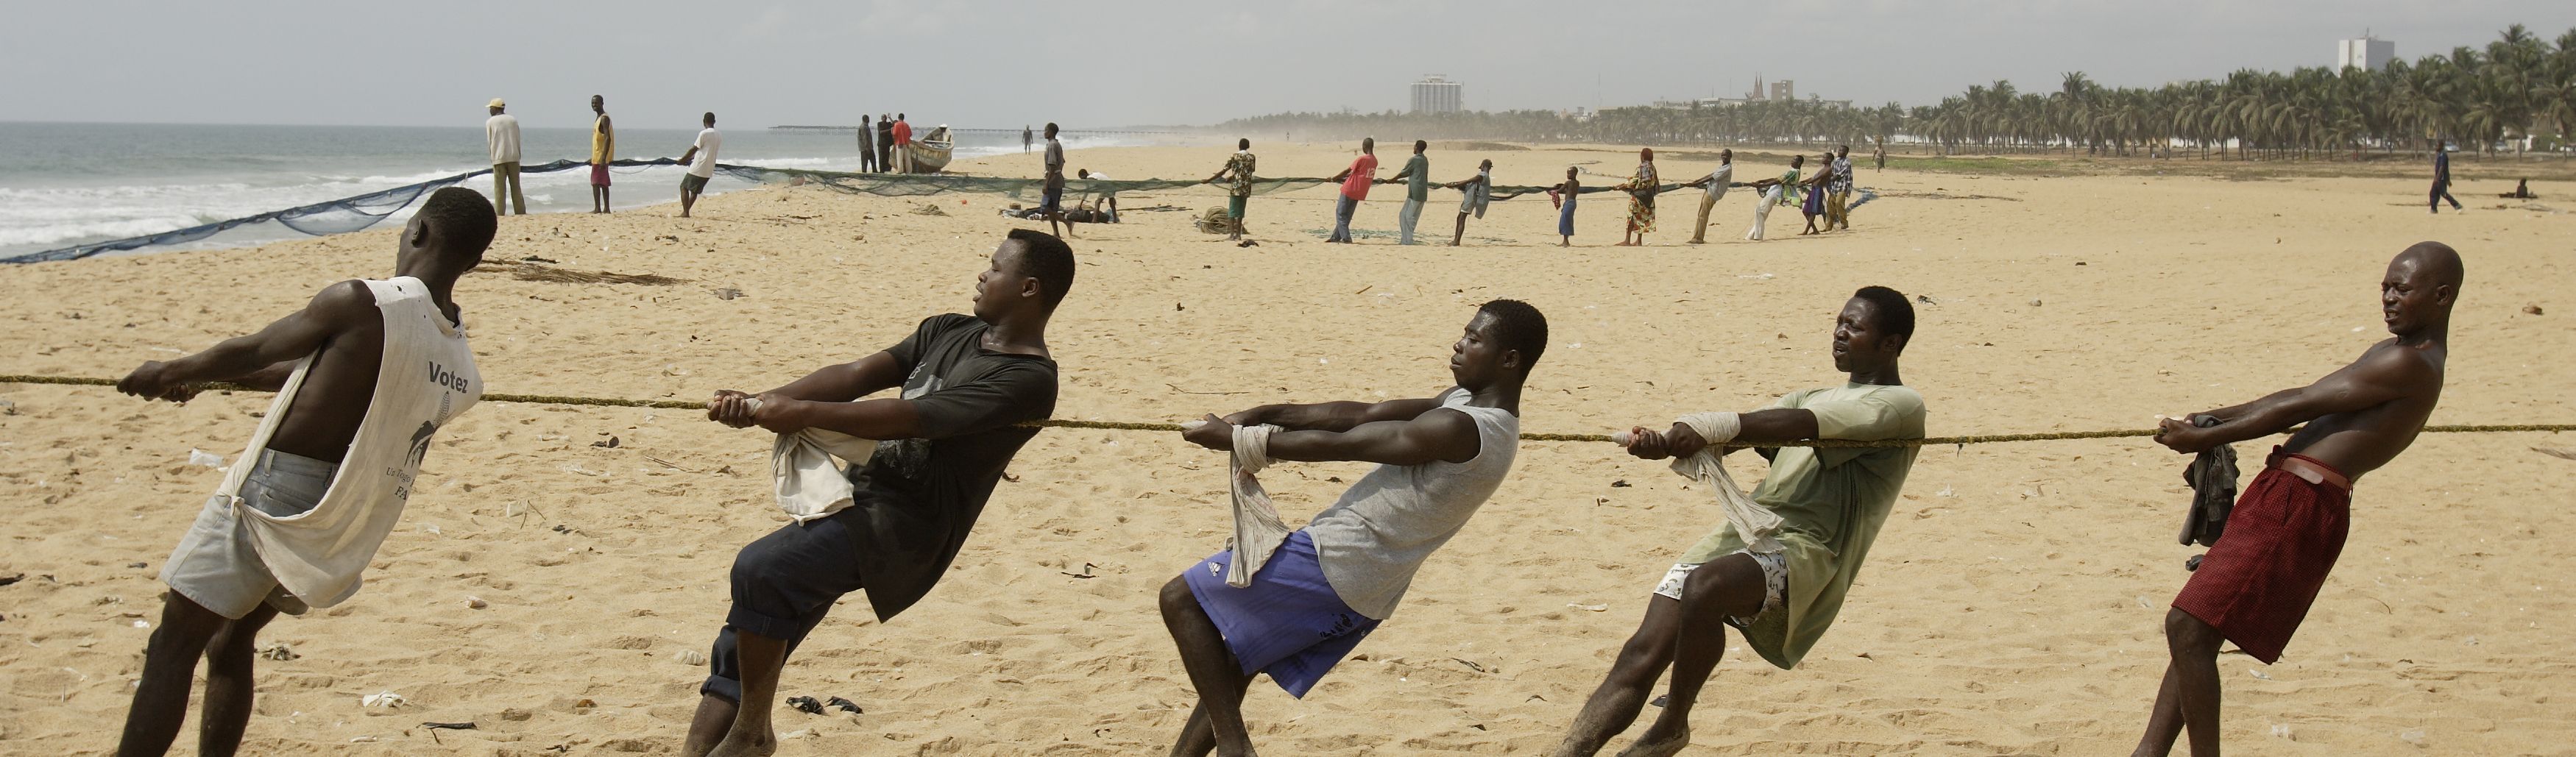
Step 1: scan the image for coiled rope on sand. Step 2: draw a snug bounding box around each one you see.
[3,374,2569,449]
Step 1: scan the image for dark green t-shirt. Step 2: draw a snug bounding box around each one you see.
[845,314,1058,620]
[1404,154,1432,202]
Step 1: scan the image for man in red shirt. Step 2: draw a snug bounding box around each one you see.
[891,113,913,173]
[1323,138,1379,243]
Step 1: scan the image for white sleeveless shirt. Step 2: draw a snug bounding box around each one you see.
[211,277,480,608]
[1303,388,1519,619]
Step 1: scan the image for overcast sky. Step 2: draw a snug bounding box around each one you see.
[4,1,2570,130]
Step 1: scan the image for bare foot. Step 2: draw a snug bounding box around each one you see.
[704,730,777,757]
[1613,729,1688,757]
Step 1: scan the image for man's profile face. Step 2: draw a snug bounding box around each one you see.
[2381,256,2446,335]
[1448,312,1511,389]
[972,244,1029,321]
[590,96,603,113]
[1831,298,1895,373]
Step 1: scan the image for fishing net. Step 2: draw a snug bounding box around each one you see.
[7,159,1872,264]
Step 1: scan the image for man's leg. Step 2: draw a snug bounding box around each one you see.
[506,163,526,215]
[493,166,510,215]
[1159,577,1258,756]
[1398,199,1420,244]
[1690,194,1715,243]
[1549,594,1688,757]
[1451,212,1468,246]
[2138,608,2226,757]
[689,518,865,757]
[681,185,697,218]
[116,592,234,757]
[1626,555,1768,757]
[194,603,282,757]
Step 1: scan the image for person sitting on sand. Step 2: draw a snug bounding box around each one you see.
[2130,243,2461,757]
[2499,179,2536,199]
[110,188,495,757]
[1547,166,1580,247]
[1616,148,1659,246]
[1160,299,1546,757]
[1443,158,1493,246]
[680,230,1075,757]
[1550,286,1926,757]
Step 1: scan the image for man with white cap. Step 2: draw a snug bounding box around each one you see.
[484,99,524,215]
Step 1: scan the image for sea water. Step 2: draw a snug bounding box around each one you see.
[0,121,1133,260]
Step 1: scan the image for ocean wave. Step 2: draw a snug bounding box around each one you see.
[0,215,209,246]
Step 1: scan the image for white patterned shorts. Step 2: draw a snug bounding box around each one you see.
[1652,550,1788,625]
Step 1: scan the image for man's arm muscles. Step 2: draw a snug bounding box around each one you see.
[1264,410,1479,466]
[2198,355,2419,446]
[145,282,367,388]
[768,396,921,440]
[755,352,905,402]
[1232,396,1446,432]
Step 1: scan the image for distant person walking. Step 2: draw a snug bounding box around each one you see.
[859,115,879,173]
[1387,141,1432,244]
[484,99,525,216]
[1873,141,1886,171]
[892,113,914,173]
[2430,143,2462,213]
[676,112,721,218]
[588,95,615,214]
[1323,138,1379,244]
[1023,125,1034,153]
[1205,138,1258,241]
[1616,148,1658,246]
[1547,166,1579,247]
[1684,149,1734,244]
[1041,123,1071,237]
[1444,159,1493,246]
[876,114,896,174]
[1828,145,1855,231]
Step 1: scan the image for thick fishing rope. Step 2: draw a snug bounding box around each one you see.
[6,374,2569,449]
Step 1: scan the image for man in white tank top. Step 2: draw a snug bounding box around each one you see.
[108,188,494,757]
[1158,300,1549,757]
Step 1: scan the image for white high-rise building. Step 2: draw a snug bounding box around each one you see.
[2337,35,2395,72]
[1411,74,1463,114]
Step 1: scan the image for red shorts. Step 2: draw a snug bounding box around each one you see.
[2171,449,2352,664]
[590,164,612,187]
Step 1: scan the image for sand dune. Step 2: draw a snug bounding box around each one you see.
[2,141,2572,755]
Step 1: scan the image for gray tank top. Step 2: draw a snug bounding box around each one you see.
[1303,388,1520,619]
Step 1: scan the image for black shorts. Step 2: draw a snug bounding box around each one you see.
[1040,187,1064,214]
[681,174,710,193]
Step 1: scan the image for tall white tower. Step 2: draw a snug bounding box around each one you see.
[2336,34,2395,71]
[1411,75,1463,114]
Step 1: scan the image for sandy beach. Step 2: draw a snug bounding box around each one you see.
[3,141,2573,756]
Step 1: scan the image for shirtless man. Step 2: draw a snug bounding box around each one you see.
[682,230,1074,757]
[1161,299,1547,756]
[110,187,494,756]
[2131,241,2463,757]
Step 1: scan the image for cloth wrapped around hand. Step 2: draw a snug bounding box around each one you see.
[749,399,880,525]
[1622,412,1784,554]
[1185,420,1294,587]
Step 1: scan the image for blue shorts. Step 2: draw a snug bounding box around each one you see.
[1181,530,1381,698]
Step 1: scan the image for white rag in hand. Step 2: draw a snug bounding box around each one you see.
[1186,420,1294,587]
[1624,412,1784,554]
[749,399,880,524]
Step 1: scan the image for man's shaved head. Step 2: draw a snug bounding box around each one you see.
[2396,241,2464,288]
[2382,241,2462,337]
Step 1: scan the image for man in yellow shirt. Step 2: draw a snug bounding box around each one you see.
[589,94,615,214]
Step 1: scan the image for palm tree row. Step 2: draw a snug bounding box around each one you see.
[1217,24,2576,160]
